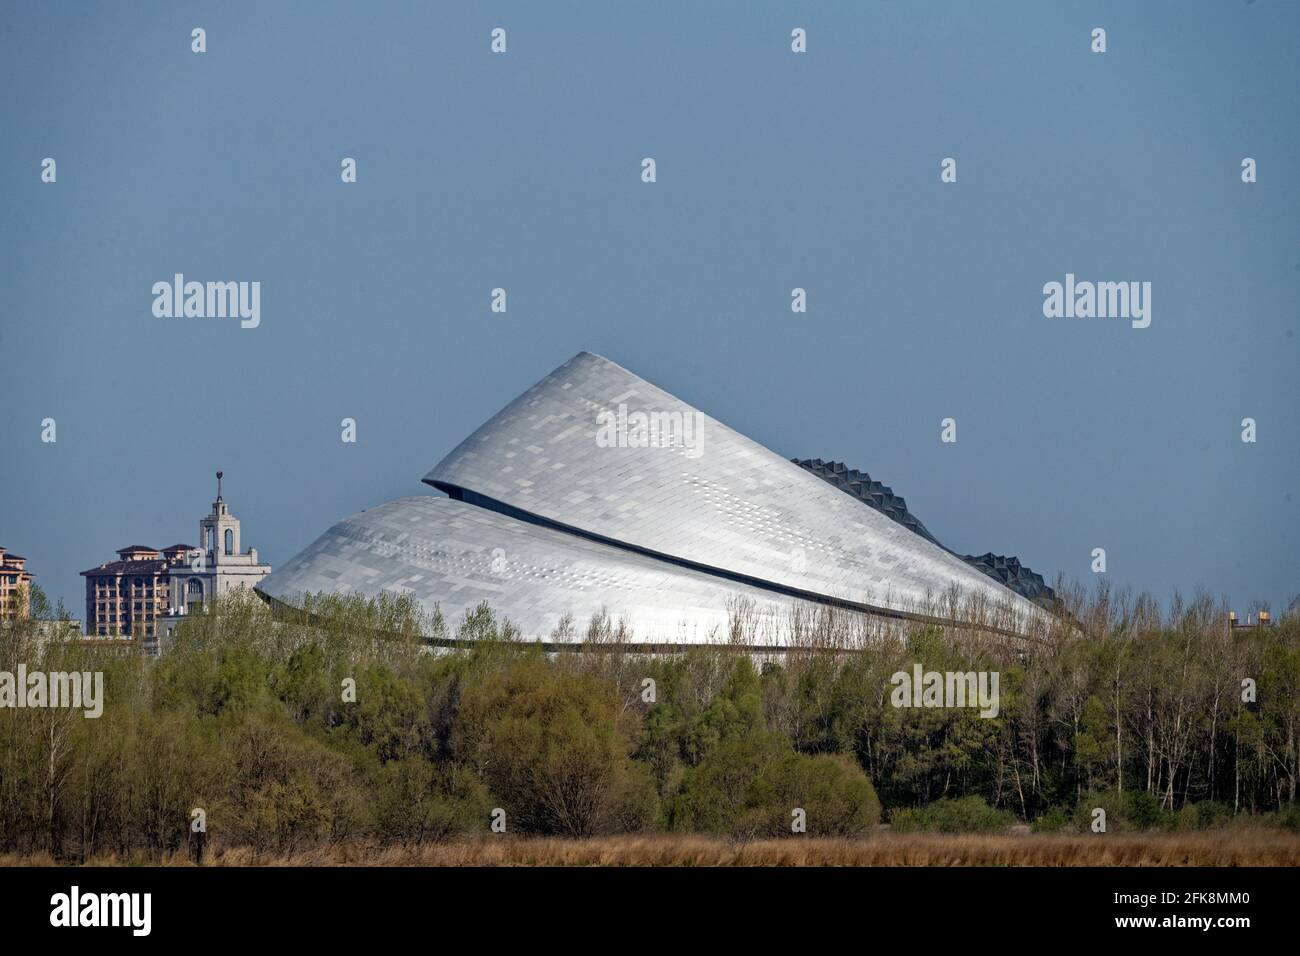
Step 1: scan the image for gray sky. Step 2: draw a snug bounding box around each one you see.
[2,1,1296,618]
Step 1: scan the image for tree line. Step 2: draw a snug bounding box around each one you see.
[0,583,1297,860]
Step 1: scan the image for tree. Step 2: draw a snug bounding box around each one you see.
[453,658,656,835]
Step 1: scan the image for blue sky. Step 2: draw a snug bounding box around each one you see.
[2,1,1296,618]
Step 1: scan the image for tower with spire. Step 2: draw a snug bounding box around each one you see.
[153,470,272,654]
[199,470,243,565]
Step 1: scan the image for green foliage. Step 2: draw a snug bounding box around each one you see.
[1030,806,1074,833]
[453,657,657,836]
[1075,788,1177,832]
[3,588,1299,859]
[890,796,1014,833]
[666,659,880,838]
[669,732,785,834]
[1124,789,1169,830]
[1075,789,1131,832]
[742,752,881,837]
[223,713,363,851]
[1189,801,1234,830]
[370,759,491,844]
[342,663,429,762]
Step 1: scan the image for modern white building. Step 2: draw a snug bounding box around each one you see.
[153,473,272,653]
[259,353,1056,648]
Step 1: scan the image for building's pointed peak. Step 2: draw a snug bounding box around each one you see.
[566,350,629,375]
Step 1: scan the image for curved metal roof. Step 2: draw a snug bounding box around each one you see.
[261,352,1053,644]
[257,496,803,645]
[425,351,1049,633]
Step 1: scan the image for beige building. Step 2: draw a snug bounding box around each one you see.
[81,474,271,649]
[81,544,191,638]
[0,547,34,620]
[80,473,271,647]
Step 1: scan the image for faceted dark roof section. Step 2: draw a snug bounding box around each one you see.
[957,552,1054,605]
[793,459,941,546]
[793,458,1056,606]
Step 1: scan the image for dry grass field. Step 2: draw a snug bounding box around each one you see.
[5,830,1299,867]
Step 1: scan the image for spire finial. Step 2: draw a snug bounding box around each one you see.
[216,470,223,501]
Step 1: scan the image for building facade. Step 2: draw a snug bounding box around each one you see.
[81,474,271,649]
[81,545,191,638]
[0,547,34,620]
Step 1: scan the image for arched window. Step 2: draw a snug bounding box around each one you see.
[186,577,204,613]
[224,528,234,555]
